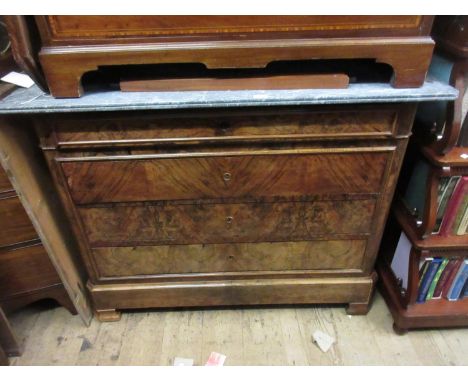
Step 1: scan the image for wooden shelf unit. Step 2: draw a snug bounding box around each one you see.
[378,139,468,333]
[377,16,468,333]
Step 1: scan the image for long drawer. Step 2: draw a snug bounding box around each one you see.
[79,199,375,247]
[93,239,368,278]
[0,195,38,248]
[50,107,398,147]
[0,243,62,298]
[60,150,390,205]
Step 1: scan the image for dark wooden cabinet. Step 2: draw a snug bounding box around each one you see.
[35,103,416,321]
[0,164,76,315]
[3,16,435,97]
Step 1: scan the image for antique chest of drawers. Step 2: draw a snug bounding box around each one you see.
[34,102,417,321]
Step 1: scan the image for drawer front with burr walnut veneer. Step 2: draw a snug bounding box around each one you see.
[36,103,416,321]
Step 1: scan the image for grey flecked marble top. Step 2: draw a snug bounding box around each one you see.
[0,78,458,115]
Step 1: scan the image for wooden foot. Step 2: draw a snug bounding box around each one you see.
[345,271,377,315]
[95,309,122,322]
[39,59,87,98]
[392,323,408,335]
[346,302,371,315]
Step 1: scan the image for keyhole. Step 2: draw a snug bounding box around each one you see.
[223,172,232,182]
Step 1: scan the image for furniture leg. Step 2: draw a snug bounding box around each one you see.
[392,322,409,335]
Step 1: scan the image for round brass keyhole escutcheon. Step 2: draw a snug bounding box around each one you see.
[223,172,232,182]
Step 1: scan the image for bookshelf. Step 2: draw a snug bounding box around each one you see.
[377,16,468,333]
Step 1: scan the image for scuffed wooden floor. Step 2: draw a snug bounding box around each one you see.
[6,292,468,365]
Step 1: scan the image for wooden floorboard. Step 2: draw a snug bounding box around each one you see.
[5,293,468,366]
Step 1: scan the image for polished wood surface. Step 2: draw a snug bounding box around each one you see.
[35,103,416,318]
[120,73,350,92]
[40,16,432,42]
[0,243,62,298]
[0,195,38,248]
[39,37,435,97]
[51,107,399,147]
[60,151,389,205]
[89,275,376,314]
[0,123,82,320]
[6,16,434,97]
[79,199,375,247]
[93,240,367,279]
[0,165,13,194]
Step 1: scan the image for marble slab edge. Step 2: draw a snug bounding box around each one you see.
[0,79,458,115]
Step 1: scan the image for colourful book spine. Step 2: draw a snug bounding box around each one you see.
[448,260,468,301]
[434,177,460,233]
[433,259,460,299]
[419,259,431,284]
[452,195,468,235]
[426,258,449,300]
[442,259,464,299]
[417,258,443,303]
[456,205,468,235]
[439,177,468,236]
[462,280,468,298]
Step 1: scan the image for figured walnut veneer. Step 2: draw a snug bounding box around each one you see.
[35,104,416,320]
[60,152,389,205]
[79,199,375,247]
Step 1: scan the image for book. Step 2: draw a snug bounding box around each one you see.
[462,280,468,299]
[434,177,460,233]
[417,258,443,303]
[442,258,464,299]
[390,232,412,290]
[457,111,468,147]
[419,259,431,284]
[435,177,460,233]
[455,204,468,235]
[403,160,429,225]
[447,260,468,301]
[439,177,468,236]
[433,259,461,299]
[426,258,449,300]
[451,187,468,235]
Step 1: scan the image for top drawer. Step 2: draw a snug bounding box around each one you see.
[48,107,399,148]
[59,149,390,205]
